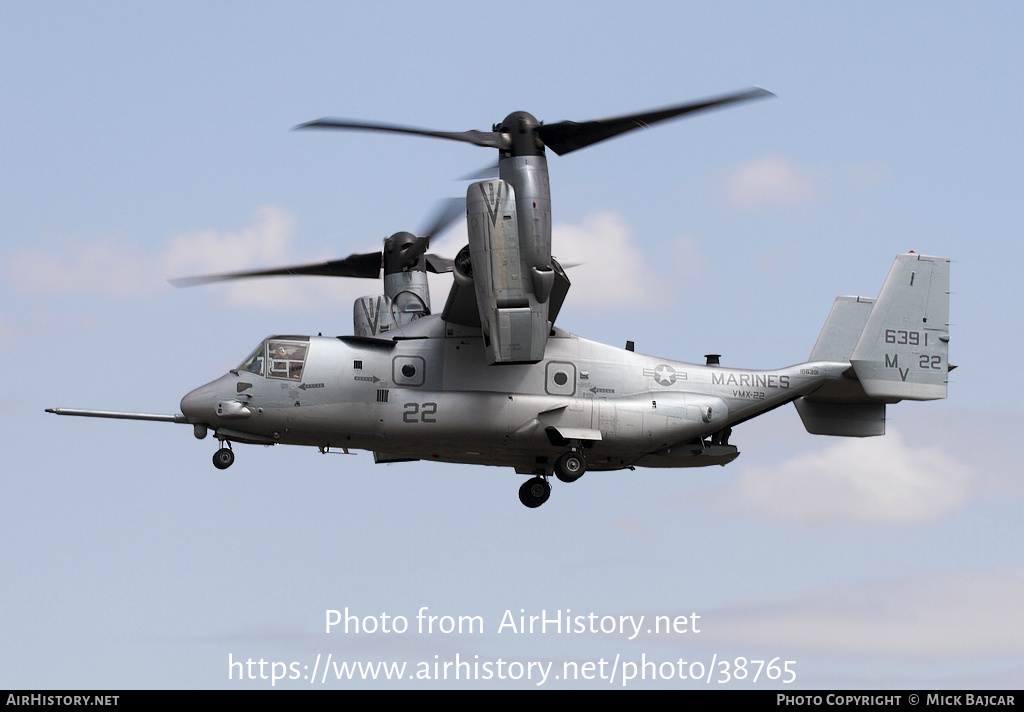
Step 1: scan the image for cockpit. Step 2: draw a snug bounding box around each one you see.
[237,337,309,381]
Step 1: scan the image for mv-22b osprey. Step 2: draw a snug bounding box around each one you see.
[47,89,952,508]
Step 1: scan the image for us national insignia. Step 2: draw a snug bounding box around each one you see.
[644,364,677,386]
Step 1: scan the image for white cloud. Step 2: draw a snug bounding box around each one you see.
[733,431,975,525]
[8,236,158,294]
[551,211,654,306]
[162,204,350,309]
[7,207,703,316]
[7,207,308,300]
[425,211,663,316]
[163,204,298,276]
[725,156,823,210]
[7,206,379,309]
[702,569,1024,658]
[430,211,704,317]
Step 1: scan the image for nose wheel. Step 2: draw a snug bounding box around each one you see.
[212,444,235,470]
[518,476,550,508]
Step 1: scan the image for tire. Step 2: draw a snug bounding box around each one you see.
[212,447,235,470]
[518,476,550,508]
[554,451,586,483]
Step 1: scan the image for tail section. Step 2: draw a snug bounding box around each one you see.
[795,253,950,437]
[849,253,950,401]
[807,295,875,362]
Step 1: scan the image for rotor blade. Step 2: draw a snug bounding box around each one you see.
[169,251,382,287]
[295,119,511,151]
[536,87,774,156]
[424,254,454,274]
[419,197,465,240]
[458,162,500,180]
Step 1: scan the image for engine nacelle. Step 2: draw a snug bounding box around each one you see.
[354,295,397,337]
[499,154,552,279]
[466,179,553,364]
[353,269,431,337]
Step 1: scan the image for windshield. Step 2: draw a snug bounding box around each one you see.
[237,337,309,380]
[238,344,265,375]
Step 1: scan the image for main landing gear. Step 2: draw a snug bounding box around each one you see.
[212,442,234,470]
[520,449,587,508]
[554,450,586,483]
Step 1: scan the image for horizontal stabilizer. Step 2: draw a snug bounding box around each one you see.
[794,399,885,437]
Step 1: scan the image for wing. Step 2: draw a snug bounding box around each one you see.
[440,257,571,328]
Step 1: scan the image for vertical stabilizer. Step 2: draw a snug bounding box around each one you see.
[808,295,875,361]
[849,253,950,401]
[797,295,885,436]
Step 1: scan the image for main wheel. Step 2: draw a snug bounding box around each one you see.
[212,447,235,470]
[554,451,586,483]
[518,476,551,508]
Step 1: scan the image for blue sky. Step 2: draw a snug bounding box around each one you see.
[2,1,1022,689]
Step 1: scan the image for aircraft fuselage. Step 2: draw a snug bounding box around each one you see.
[180,314,848,475]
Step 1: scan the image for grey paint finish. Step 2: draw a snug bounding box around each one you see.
[46,92,950,507]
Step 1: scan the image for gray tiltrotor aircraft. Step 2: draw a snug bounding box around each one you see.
[47,90,952,507]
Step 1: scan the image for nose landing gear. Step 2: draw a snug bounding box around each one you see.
[212,442,234,470]
[518,476,551,508]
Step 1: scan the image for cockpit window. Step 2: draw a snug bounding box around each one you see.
[237,338,309,380]
[267,340,308,380]
[239,344,265,376]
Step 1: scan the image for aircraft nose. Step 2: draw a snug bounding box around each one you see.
[180,382,218,424]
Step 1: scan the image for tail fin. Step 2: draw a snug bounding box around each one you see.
[808,295,875,362]
[795,253,950,437]
[797,295,885,436]
[849,253,950,401]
